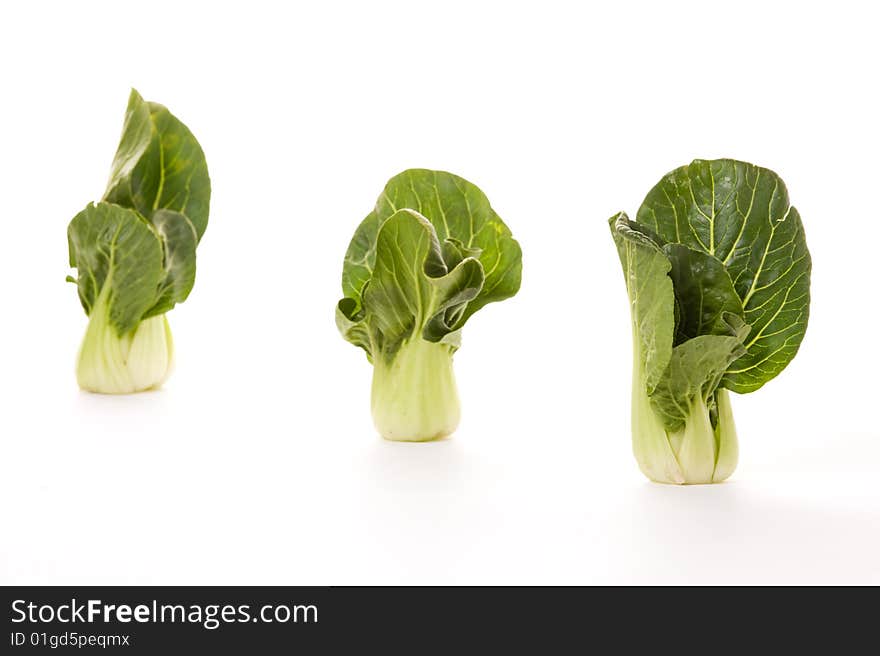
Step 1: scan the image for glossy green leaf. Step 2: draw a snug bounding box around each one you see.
[637,159,811,392]
[361,209,446,351]
[67,202,163,335]
[335,297,373,358]
[423,256,484,343]
[104,89,211,240]
[341,210,381,306]
[609,213,674,393]
[663,243,743,344]
[339,170,521,366]
[611,213,752,427]
[144,209,198,318]
[103,90,152,198]
[441,237,482,271]
[342,169,521,326]
[649,316,749,430]
[340,209,485,361]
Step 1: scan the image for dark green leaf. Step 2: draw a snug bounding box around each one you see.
[422,257,484,342]
[649,324,748,431]
[144,209,198,318]
[637,159,811,392]
[104,89,211,240]
[342,169,520,326]
[357,209,485,360]
[67,202,163,335]
[441,237,482,270]
[663,243,744,344]
[341,210,381,308]
[336,297,373,360]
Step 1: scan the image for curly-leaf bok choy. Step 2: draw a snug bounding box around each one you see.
[610,159,811,484]
[67,89,210,393]
[337,170,522,441]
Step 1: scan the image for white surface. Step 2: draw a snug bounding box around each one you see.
[1,1,878,585]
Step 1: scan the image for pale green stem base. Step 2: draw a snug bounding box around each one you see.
[631,345,738,485]
[76,288,174,394]
[371,338,460,442]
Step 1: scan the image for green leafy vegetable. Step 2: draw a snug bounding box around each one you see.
[68,89,210,394]
[611,159,811,484]
[337,169,522,441]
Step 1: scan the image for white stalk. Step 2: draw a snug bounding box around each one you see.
[371,338,460,442]
[630,330,739,484]
[76,285,174,394]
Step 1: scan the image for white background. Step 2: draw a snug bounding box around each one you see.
[1,1,878,584]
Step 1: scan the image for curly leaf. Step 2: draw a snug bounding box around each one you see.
[352,210,484,360]
[342,169,520,326]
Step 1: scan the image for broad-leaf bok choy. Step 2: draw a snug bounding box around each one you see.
[67,89,210,393]
[337,169,522,441]
[610,159,811,484]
